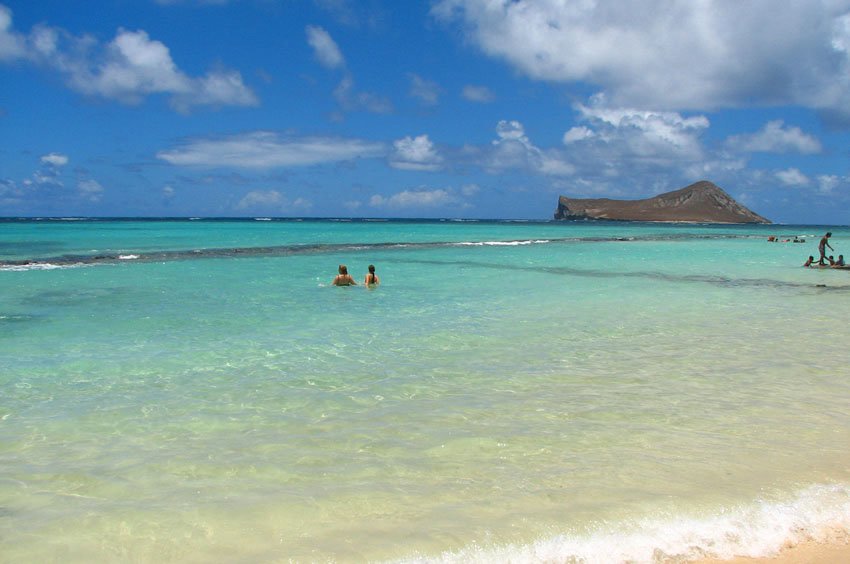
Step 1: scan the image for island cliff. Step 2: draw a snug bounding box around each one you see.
[554,181,770,224]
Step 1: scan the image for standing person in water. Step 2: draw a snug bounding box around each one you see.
[332,264,357,286]
[364,264,380,286]
[818,232,834,265]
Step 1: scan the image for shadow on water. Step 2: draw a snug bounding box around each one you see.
[19,287,133,308]
[393,258,850,293]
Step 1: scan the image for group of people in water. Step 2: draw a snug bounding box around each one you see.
[331,264,380,286]
[802,232,845,268]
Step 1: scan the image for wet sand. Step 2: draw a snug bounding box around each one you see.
[701,538,850,563]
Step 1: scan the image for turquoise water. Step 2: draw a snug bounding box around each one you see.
[2,219,849,562]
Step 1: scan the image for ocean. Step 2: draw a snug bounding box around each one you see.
[1,218,849,562]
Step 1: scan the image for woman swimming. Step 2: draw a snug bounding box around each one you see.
[332,264,357,286]
[364,264,380,286]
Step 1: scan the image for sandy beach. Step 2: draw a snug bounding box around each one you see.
[701,538,850,563]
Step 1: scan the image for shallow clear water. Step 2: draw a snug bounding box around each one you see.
[1,219,849,562]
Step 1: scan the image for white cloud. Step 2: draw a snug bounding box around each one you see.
[237,190,283,209]
[370,188,456,209]
[306,25,345,69]
[575,97,710,158]
[163,185,175,198]
[78,29,190,102]
[333,75,393,114]
[460,183,480,197]
[78,178,103,193]
[462,84,494,103]
[562,126,594,144]
[816,174,842,194]
[725,120,822,154]
[0,5,25,61]
[30,170,63,187]
[408,73,441,105]
[174,68,258,111]
[235,191,311,213]
[489,120,575,176]
[78,178,104,201]
[40,152,69,166]
[390,134,442,171]
[432,0,850,115]
[776,168,811,186]
[157,131,386,168]
[0,8,256,111]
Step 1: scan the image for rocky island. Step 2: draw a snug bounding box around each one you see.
[554,181,770,224]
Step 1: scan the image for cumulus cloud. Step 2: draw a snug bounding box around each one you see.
[157,131,386,168]
[776,168,811,186]
[725,120,822,154]
[40,152,69,166]
[575,97,710,159]
[306,25,345,69]
[370,188,456,209]
[462,84,494,103]
[0,7,257,111]
[408,73,441,105]
[489,120,575,176]
[390,134,442,171]
[432,0,850,115]
[562,126,594,144]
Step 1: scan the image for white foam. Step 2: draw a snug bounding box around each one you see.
[396,483,850,564]
[454,239,550,247]
[254,217,272,221]
[118,255,139,260]
[0,262,87,272]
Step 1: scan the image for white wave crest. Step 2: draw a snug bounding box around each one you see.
[396,483,850,564]
[118,255,140,260]
[0,262,87,272]
[454,239,550,247]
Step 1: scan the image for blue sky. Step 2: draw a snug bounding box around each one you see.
[1,0,850,223]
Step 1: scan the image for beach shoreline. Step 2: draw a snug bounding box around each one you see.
[700,537,850,564]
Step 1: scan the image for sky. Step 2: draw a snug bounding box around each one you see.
[1,0,850,223]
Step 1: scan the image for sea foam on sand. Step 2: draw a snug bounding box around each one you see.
[398,484,850,564]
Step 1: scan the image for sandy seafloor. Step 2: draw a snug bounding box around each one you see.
[1,218,849,562]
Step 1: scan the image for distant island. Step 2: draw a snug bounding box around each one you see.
[554,181,770,224]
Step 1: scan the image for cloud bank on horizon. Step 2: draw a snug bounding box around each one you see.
[1,0,849,223]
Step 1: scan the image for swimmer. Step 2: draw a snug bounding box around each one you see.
[364,264,380,286]
[828,255,836,266]
[332,264,357,286]
[833,254,846,267]
[803,256,815,267]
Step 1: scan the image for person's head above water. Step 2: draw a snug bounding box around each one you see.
[338,265,348,275]
[368,264,375,274]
